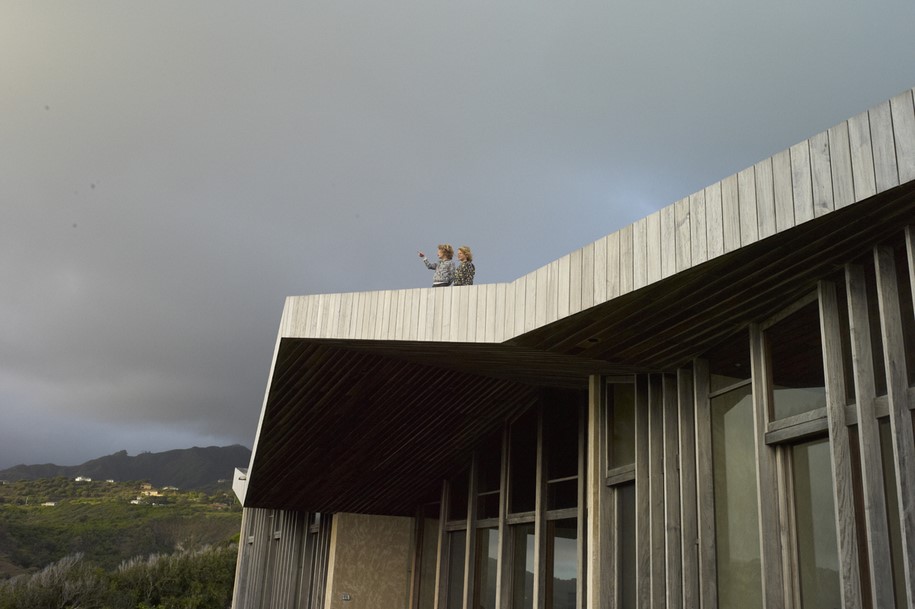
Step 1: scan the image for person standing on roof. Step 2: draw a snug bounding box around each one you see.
[418,244,455,287]
[453,245,475,286]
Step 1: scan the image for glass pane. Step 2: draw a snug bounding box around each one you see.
[473,528,499,609]
[617,482,636,609]
[712,384,763,609]
[477,429,503,520]
[607,383,636,469]
[446,530,466,609]
[792,439,840,609]
[510,409,538,514]
[546,518,578,609]
[449,469,469,522]
[417,504,440,609]
[511,524,535,609]
[766,300,827,420]
[545,397,579,481]
[547,478,577,511]
[706,329,751,393]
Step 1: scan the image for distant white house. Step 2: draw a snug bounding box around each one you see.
[74,476,92,482]
[40,501,56,507]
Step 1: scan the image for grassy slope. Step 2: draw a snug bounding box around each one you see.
[0,478,241,578]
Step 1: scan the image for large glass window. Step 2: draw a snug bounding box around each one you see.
[473,528,499,609]
[446,530,466,609]
[545,401,579,511]
[416,503,440,609]
[765,299,827,420]
[791,438,840,609]
[511,524,535,609]
[545,519,578,609]
[607,383,636,470]
[711,383,762,609]
[509,410,538,514]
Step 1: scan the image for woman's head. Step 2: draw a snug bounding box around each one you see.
[457,246,472,262]
[437,244,454,260]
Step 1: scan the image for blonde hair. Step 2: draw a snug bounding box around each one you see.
[438,244,454,259]
[458,246,473,262]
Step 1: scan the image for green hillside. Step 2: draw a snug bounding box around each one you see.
[0,477,241,579]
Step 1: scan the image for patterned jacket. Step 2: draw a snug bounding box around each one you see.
[453,261,475,286]
[422,257,455,286]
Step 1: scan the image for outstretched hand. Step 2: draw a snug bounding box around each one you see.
[418,251,425,258]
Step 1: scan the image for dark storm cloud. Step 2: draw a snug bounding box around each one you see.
[2,0,914,467]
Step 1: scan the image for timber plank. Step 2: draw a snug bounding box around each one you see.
[755,158,777,239]
[891,89,915,183]
[689,191,708,266]
[810,131,834,218]
[848,110,877,201]
[738,166,759,246]
[675,197,691,273]
[791,140,814,224]
[705,181,724,259]
[722,174,741,252]
[870,101,899,193]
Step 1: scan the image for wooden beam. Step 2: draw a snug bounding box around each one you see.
[817,280,863,608]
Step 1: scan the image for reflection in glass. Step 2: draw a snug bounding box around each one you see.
[511,524,535,609]
[473,528,499,609]
[547,478,578,511]
[510,410,538,513]
[607,383,636,469]
[792,439,840,609]
[617,483,636,609]
[417,505,440,609]
[711,384,762,609]
[546,519,578,609]
[766,300,826,420]
[545,399,579,480]
[446,530,466,609]
[449,470,469,522]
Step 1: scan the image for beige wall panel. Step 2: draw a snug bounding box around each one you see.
[431,287,445,341]
[444,287,457,341]
[546,260,560,324]
[675,197,691,272]
[721,174,741,253]
[484,284,497,342]
[738,166,759,246]
[633,217,649,290]
[606,232,621,299]
[351,293,365,340]
[647,210,662,284]
[660,203,678,277]
[809,131,834,218]
[772,148,795,232]
[755,158,776,239]
[869,100,900,193]
[338,293,354,339]
[455,286,469,341]
[704,182,724,260]
[312,294,326,338]
[848,110,877,200]
[393,290,406,340]
[593,236,608,306]
[524,271,537,334]
[324,513,413,609]
[420,289,432,342]
[558,254,572,319]
[828,122,855,210]
[513,276,526,338]
[494,282,507,343]
[581,242,595,309]
[891,89,915,183]
[468,286,481,342]
[570,249,583,315]
[535,265,549,328]
[790,140,815,224]
[689,192,707,266]
[619,224,634,295]
[379,290,393,339]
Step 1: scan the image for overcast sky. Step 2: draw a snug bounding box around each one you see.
[2,1,914,469]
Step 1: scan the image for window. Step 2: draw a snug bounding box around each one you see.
[711,381,762,609]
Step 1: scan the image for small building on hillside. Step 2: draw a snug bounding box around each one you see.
[231,87,915,609]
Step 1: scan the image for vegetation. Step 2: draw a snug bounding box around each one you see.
[0,543,237,609]
[0,478,240,577]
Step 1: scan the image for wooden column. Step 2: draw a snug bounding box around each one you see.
[677,367,699,609]
[635,374,651,609]
[693,359,718,609]
[663,374,682,609]
[845,263,896,609]
[648,375,667,609]
[875,245,915,608]
[817,280,863,609]
[496,424,510,609]
[749,324,786,609]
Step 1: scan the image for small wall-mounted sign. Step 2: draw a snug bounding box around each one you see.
[341,593,352,602]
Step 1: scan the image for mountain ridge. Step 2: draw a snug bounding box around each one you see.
[0,445,251,490]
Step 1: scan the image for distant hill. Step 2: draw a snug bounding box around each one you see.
[0,445,251,490]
